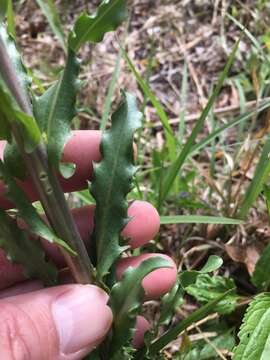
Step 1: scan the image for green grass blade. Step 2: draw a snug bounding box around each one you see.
[148,289,235,355]
[227,13,270,66]
[122,48,177,160]
[238,136,270,219]
[191,100,270,155]
[178,60,188,145]
[7,0,15,38]
[35,0,66,52]
[158,39,240,208]
[160,215,243,225]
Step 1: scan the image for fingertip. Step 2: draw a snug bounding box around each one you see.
[122,201,160,248]
[116,253,177,299]
[132,316,150,349]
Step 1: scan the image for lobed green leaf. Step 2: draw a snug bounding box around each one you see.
[109,257,171,356]
[90,92,142,281]
[0,160,74,254]
[69,0,128,52]
[0,209,57,285]
[33,49,80,172]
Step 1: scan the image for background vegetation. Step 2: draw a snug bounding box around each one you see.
[4,0,270,358]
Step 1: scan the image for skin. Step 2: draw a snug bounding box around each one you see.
[0,131,177,359]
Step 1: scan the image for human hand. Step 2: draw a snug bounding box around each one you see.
[0,131,177,359]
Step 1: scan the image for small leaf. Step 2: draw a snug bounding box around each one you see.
[69,0,128,51]
[0,209,57,285]
[179,255,223,288]
[0,160,74,254]
[159,280,184,325]
[200,255,223,273]
[90,92,142,281]
[33,49,80,170]
[186,274,238,314]
[233,293,270,360]
[109,257,171,355]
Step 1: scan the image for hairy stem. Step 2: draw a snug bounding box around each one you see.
[0,34,94,284]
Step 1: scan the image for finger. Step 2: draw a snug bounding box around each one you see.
[0,281,149,350]
[116,254,177,299]
[0,130,102,209]
[133,316,150,349]
[43,201,160,268]
[0,284,112,360]
[0,201,160,290]
[0,280,43,299]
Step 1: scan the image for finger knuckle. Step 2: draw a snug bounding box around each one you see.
[0,303,32,360]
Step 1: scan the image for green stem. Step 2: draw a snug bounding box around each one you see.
[0,33,94,284]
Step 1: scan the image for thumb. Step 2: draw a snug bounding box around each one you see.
[0,284,112,360]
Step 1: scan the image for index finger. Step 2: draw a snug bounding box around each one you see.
[0,130,102,209]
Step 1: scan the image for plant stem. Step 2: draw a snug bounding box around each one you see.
[0,33,94,284]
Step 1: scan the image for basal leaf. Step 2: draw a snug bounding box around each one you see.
[233,293,270,360]
[0,209,57,285]
[68,0,128,51]
[33,49,80,171]
[109,257,171,356]
[90,92,142,281]
[0,160,74,254]
[186,274,238,314]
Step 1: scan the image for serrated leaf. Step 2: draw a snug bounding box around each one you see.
[233,293,270,360]
[68,0,128,51]
[0,160,75,254]
[3,142,26,179]
[33,49,80,170]
[159,280,184,325]
[109,257,171,355]
[90,92,142,281]
[0,209,57,285]
[0,25,31,176]
[186,274,237,314]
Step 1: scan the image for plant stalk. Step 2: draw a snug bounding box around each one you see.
[0,33,94,284]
